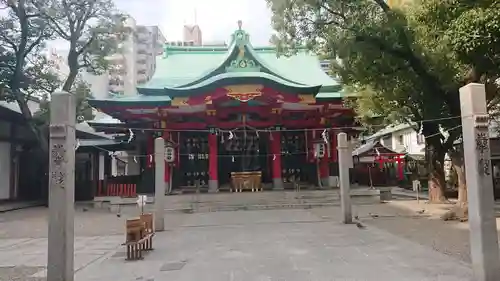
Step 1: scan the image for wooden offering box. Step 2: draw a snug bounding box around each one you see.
[140,213,153,234]
[231,171,262,192]
[126,217,145,242]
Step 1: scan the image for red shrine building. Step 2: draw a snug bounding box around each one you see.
[79,23,359,199]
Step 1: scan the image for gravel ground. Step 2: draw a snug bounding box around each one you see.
[311,199,491,263]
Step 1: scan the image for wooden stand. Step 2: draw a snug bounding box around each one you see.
[125,215,155,261]
[231,171,262,192]
[140,213,153,233]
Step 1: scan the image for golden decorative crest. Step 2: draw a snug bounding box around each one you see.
[205,95,212,105]
[298,94,316,104]
[238,46,245,58]
[271,108,282,114]
[171,97,189,106]
[225,84,263,102]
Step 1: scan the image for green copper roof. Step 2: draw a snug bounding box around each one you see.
[143,72,320,97]
[137,25,341,98]
[88,95,171,108]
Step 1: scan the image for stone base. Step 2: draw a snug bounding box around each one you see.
[273,178,284,190]
[208,180,219,193]
[164,182,171,195]
[320,177,330,188]
[328,176,339,188]
[379,187,393,201]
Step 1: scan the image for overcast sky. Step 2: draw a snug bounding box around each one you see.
[115,0,274,45]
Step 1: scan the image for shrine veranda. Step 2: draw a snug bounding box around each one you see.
[81,24,362,198]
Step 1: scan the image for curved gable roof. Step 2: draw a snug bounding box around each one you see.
[137,25,341,96]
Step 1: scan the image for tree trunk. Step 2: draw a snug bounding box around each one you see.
[450,147,467,205]
[456,164,467,204]
[62,50,79,92]
[14,94,50,202]
[426,135,447,203]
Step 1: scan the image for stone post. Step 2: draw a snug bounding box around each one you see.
[47,91,76,281]
[111,154,117,177]
[460,83,500,281]
[154,137,165,231]
[98,152,105,196]
[337,132,352,224]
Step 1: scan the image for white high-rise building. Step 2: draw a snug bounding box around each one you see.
[48,15,166,98]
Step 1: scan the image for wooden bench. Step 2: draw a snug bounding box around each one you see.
[124,213,155,260]
[231,171,262,192]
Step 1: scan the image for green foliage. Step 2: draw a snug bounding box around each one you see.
[0,0,58,102]
[35,79,94,126]
[266,0,500,145]
[34,0,127,90]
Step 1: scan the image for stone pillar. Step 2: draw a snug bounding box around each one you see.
[460,83,500,281]
[98,153,105,196]
[111,154,117,177]
[270,131,283,190]
[164,159,171,194]
[154,137,165,232]
[208,133,218,192]
[47,91,76,281]
[337,132,352,224]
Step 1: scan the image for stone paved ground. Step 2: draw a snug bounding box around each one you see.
[0,205,473,281]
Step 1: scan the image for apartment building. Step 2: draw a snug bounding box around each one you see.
[49,16,166,98]
[166,24,209,47]
[107,17,166,95]
[183,24,202,46]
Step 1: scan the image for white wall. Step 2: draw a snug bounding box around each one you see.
[390,127,425,155]
[0,142,11,200]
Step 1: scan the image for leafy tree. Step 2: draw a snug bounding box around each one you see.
[410,0,500,205]
[266,0,500,203]
[34,0,127,91]
[0,0,60,202]
[35,78,94,126]
[0,0,57,149]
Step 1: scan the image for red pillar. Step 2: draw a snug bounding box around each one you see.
[270,131,283,189]
[319,151,329,180]
[397,155,404,180]
[208,133,218,192]
[330,131,338,162]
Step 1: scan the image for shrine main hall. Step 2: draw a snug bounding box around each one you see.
[79,23,358,199]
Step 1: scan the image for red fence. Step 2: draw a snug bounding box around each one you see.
[97,175,140,197]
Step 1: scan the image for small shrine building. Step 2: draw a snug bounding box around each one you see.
[83,23,358,198]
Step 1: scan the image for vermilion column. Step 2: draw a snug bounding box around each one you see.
[319,150,330,187]
[270,131,283,189]
[208,133,218,192]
